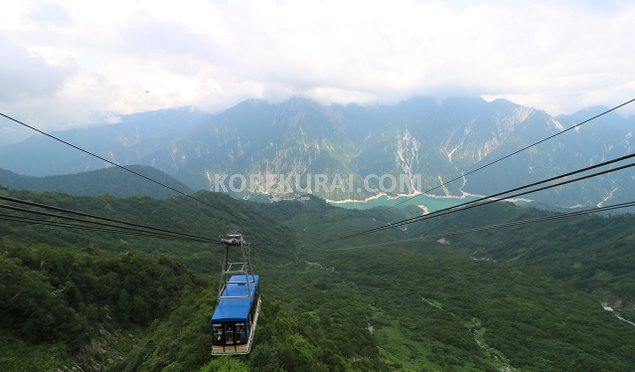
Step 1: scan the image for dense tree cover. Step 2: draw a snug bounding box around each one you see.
[404,202,635,323]
[0,241,201,349]
[1,189,635,370]
[117,293,385,371]
[313,251,635,370]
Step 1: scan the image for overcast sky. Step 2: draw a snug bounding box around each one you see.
[1,0,634,138]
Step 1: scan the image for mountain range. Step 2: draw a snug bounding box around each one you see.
[0,96,633,206]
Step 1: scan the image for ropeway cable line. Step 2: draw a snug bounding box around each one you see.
[329,200,635,252]
[330,151,635,242]
[0,195,224,244]
[2,100,634,356]
[0,111,229,216]
[0,112,263,354]
[3,98,635,248]
[337,159,635,240]
[0,213,212,243]
[390,97,635,209]
[0,111,247,245]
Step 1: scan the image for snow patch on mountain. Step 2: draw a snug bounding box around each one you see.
[441,121,473,163]
[623,131,633,150]
[478,107,534,161]
[597,185,618,207]
[550,118,565,131]
[394,129,420,192]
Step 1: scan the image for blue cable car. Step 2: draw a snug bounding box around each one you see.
[211,233,262,355]
[211,275,261,354]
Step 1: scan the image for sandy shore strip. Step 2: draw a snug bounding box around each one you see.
[327,190,532,204]
[417,205,430,214]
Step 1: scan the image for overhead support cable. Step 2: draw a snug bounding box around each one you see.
[0,111,226,214]
[330,200,635,252]
[391,97,635,209]
[0,195,223,244]
[330,152,635,242]
[0,213,208,242]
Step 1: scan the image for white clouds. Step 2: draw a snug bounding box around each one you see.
[0,35,74,102]
[1,0,634,131]
[25,1,72,26]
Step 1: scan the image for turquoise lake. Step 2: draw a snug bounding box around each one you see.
[328,194,481,212]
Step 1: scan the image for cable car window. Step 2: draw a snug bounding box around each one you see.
[225,324,234,345]
[212,324,223,345]
[235,322,246,344]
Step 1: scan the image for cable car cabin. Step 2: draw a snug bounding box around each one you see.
[211,274,261,355]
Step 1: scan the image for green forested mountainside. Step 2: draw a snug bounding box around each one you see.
[401,202,635,321]
[1,189,634,370]
[0,242,204,370]
[0,165,192,199]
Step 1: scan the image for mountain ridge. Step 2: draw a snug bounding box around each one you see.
[0,96,633,206]
[0,165,192,199]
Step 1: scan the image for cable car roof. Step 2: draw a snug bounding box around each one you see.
[211,275,259,322]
